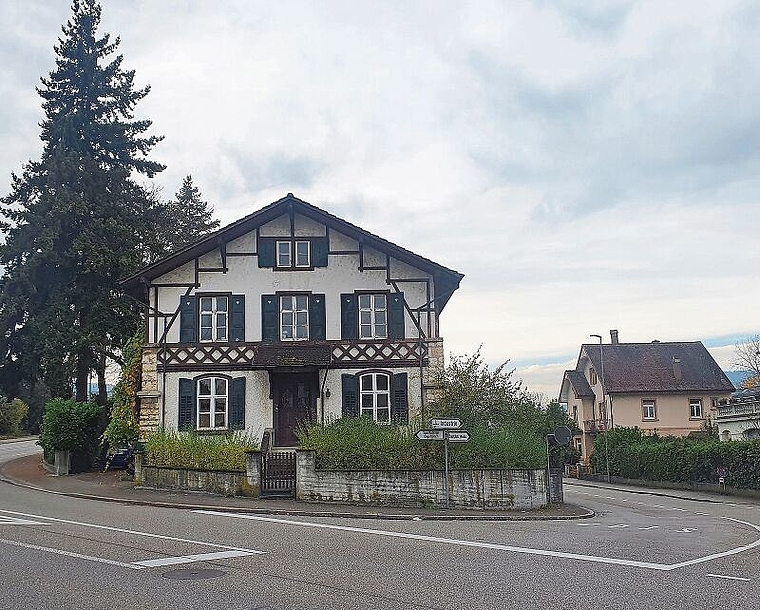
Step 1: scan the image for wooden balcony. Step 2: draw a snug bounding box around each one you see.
[155,339,429,372]
[715,399,760,420]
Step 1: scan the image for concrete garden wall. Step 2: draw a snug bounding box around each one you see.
[295,450,550,510]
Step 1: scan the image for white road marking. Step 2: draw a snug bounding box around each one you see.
[132,550,258,568]
[0,537,142,570]
[639,526,659,530]
[706,573,751,582]
[0,516,49,526]
[676,528,698,533]
[695,512,710,516]
[671,508,687,512]
[0,508,260,553]
[195,510,760,573]
[608,524,629,529]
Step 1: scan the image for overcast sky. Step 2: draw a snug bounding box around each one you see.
[1,1,758,398]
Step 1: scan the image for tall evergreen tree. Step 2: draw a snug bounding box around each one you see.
[0,0,165,404]
[164,175,221,252]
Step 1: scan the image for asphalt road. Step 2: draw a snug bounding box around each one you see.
[1,441,758,609]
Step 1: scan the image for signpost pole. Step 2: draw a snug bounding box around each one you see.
[444,433,450,506]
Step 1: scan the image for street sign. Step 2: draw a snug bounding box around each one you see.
[415,429,445,441]
[553,425,572,446]
[446,431,470,442]
[431,418,462,430]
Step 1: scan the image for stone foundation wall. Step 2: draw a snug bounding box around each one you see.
[295,450,548,510]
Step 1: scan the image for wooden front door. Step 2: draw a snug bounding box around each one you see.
[271,372,318,447]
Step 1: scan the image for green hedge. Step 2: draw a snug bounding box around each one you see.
[591,427,760,489]
[0,397,29,436]
[38,399,102,453]
[143,430,259,472]
[297,417,546,470]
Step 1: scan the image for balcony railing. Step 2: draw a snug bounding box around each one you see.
[716,400,760,420]
[583,419,610,434]
[155,339,429,371]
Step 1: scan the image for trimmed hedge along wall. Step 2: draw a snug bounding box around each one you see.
[591,430,760,489]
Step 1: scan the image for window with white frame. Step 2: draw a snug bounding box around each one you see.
[295,240,310,267]
[642,399,656,420]
[199,296,228,341]
[280,295,309,340]
[276,241,291,267]
[589,368,598,386]
[689,398,703,419]
[197,377,227,429]
[359,294,387,339]
[360,372,391,423]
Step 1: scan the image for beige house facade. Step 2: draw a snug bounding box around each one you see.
[559,331,734,463]
[121,194,463,447]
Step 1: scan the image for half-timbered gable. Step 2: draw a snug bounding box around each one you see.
[122,193,463,447]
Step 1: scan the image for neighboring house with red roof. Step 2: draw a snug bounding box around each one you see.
[559,330,734,462]
[121,194,463,449]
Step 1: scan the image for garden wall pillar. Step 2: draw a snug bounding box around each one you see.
[245,450,262,498]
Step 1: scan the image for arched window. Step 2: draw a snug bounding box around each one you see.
[197,377,228,430]
[359,372,391,423]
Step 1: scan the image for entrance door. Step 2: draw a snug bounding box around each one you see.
[271,372,318,447]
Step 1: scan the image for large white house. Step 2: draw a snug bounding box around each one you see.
[122,194,463,447]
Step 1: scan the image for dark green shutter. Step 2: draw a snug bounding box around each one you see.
[389,292,405,339]
[229,377,246,429]
[258,238,275,267]
[391,373,408,423]
[342,374,359,417]
[261,295,278,342]
[231,295,245,342]
[178,378,194,430]
[340,294,358,340]
[179,297,198,343]
[312,237,329,267]
[309,294,326,341]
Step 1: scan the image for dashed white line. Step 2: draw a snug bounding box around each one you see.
[132,550,260,568]
[695,512,710,516]
[0,537,142,570]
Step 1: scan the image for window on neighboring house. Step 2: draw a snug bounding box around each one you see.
[689,398,703,419]
[359,372,391,423]
[642,399,656,421]
[276,241,291,267]
[359,294,387,339]
[197,377,227,430]
[280,295,309,341]
[572,405,578,423]
[199,296,228,342]
[589,368,597,386]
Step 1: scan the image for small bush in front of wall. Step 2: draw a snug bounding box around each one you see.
[38,399,102,453]
[297,417,546,471]
[0,396,29,437]
[143,430,259,472]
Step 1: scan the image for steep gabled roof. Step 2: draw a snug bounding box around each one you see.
[562,370,595,399]
[580,341,734,394]
[121,193,464,309]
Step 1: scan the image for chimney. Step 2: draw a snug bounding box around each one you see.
[672,357,682,381]
[610,329,619,344]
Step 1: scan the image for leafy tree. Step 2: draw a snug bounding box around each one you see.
[101,330,142,450]
[733,335,760,388]
[163,175,221,252]
[0,0,165,404]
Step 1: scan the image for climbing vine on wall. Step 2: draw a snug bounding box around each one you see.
[102,331,143,449]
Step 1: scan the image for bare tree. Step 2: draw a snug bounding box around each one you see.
[733,335,760,388]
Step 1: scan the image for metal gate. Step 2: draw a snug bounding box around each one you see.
[261,451,296,496]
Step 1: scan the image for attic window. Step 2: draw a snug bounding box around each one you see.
[276,241,291,267]
[589,368,597,386]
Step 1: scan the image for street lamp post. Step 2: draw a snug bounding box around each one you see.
[590,334,611,483]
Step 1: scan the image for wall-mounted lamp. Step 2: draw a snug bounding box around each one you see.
[325,388,331,399]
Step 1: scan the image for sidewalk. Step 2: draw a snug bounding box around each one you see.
[0,435,38,444]
[0,453,593,521]
[565,477,760,506]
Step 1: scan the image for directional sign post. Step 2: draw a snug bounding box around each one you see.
[415,430,445,441]
[431,418,462,430]
[419,418,471,506]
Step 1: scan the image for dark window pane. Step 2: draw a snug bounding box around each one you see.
[376,375,388,391]
[198,379,211,395]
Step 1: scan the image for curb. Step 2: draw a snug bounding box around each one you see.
[0,436,38,445]
[0,472,595,522]
[565,480,724,504]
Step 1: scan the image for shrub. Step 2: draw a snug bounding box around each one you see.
[296,417,546,470]
[38,399,102,453]
[0,397,29,436]
[102,331,142,450]
[143,430,259,472]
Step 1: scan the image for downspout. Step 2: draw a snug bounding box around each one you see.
[319,353,333,427]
